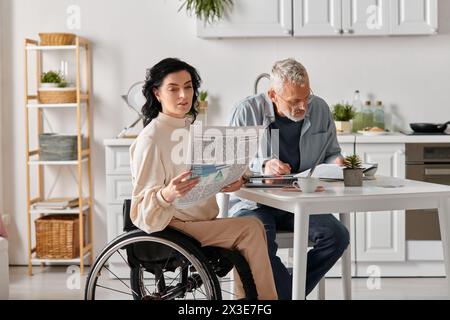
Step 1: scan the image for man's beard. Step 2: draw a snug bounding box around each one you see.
[283,110,305,122]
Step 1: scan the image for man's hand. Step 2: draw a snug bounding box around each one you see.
[264,159,291,176]
[220,176,245,193]
[332,156,344,165]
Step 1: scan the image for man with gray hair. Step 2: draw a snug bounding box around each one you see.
[228,58,349,299]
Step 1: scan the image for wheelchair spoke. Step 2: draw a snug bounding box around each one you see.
[116,249,130,267]
[95,284,133,296]
[219,288,237,298]
[165,268,182,288]
[154,249,175,289]
[103,265,140,297]
[196,286,206,298]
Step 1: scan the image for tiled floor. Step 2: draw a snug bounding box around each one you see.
[7,266,449,300]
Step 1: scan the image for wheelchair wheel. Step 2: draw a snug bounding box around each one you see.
[85,229,223,300]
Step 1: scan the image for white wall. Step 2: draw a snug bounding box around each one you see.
[2,0,450,264]
[0,0,5,221]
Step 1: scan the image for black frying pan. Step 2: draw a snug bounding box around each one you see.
[410,121,450,133]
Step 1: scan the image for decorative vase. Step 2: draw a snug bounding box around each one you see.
[343,168,363,187]
[335,121,351,134]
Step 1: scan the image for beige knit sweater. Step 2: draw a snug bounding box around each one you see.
[129,112,219,233]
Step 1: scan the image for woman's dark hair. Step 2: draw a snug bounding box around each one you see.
[141,58,201,127]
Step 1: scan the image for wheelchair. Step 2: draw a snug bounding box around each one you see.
[84,199,258,300]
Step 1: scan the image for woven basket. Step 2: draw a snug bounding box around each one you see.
[39,33,76,46]
[39,133,86,161]
[35,215,80,259]
[38,88,77,104]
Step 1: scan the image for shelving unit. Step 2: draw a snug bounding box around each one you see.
[24,36,93,275]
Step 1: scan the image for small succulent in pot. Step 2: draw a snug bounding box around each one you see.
[343,154,363,187]
[198,90,208,110]
[199,90,208,102]
[38,71,75,104]
[332,103,355,134]
[40,71,67,88]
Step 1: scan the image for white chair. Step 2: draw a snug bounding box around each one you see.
[218,193,351,300]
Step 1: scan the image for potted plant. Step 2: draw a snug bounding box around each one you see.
[40,71,66,88]
[332,103,355,134]
[38,71,76,104]
[179,0,233,24]
[343,154,363,187]
[198,90,208,111]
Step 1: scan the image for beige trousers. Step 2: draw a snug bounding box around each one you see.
[169,217,278,300]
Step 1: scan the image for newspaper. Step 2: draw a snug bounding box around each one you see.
[173,124,264,209]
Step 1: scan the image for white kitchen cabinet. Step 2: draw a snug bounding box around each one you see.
[390,0,438,35]
[341,0,391,35]
[354,143,406,262]
[197,0,292,38]
[293,0,389,36]
[197,0,437,38]
[104,141,133,277]
[339,140,356,157]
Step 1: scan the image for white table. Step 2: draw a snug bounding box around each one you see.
[233,176,450,300]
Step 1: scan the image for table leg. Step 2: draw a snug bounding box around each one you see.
[292,205,309,300]
[339,213,352,300]
[438,197,450,299]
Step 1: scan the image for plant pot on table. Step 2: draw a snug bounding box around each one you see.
[343,168,363,187]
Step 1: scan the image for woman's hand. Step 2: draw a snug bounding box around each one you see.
[161,171,200,203]
[220,176,245,193]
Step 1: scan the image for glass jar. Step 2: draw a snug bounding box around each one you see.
[373,100,385,130]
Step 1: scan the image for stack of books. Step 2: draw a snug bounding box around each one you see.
[33,197,80,210]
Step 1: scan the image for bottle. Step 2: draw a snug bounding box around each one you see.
[362,100,373,130]
[351,90,364,132]
[373,100,385,130]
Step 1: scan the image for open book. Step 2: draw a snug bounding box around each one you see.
[295,164,344,180]
[173,125,264,209]
[296,163,377,180]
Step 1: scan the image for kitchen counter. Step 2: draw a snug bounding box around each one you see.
[337,133,450,144]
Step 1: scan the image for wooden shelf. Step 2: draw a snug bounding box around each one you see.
[28,157,88,166]
[31,251,91,264]
[30,204,90,215]
[26,103,86,109]
[24,35,94,276]
[26,45,78,51]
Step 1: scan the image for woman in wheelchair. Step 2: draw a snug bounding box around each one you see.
[84,58,277,300]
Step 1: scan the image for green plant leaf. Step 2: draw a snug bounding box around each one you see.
[41,71,64,84]
[343,154,362,169]
[332,103,355,121]
[199,90,208,101]
[179,0,233,24]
